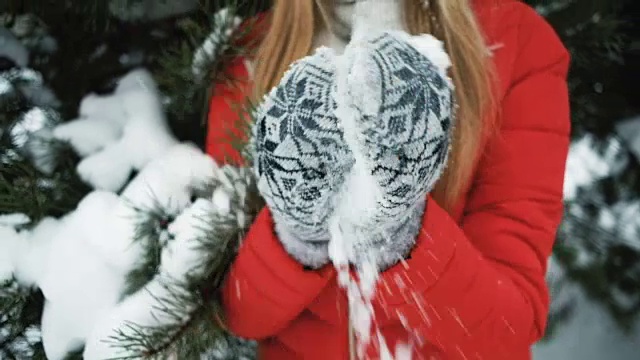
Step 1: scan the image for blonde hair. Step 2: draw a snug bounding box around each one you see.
[252,0,496,213]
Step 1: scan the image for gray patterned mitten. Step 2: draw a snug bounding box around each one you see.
[254,21,454,270]
[331,30,454,270]
[253,47,353,269]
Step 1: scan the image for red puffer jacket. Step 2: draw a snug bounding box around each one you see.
[207,1,571,358]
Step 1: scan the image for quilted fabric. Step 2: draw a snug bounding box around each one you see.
[253,48,350,243]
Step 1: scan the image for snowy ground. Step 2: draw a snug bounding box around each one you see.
[533,290,640,360]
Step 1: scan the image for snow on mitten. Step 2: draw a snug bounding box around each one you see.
[331,0,454,270]
[253,47,353,269]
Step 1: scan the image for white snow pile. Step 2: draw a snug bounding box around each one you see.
[563,134,628,201]
[83,197,220,359]
[1,61,244,356]
[53,68,178,192]
[0,142,219,360]
[0,213,31,227]
[561,133,640,261]
[84,163,253,360]
[2,17,253,358]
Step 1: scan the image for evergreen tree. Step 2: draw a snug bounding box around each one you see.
[523,0,640,336]
[1,1,265,358]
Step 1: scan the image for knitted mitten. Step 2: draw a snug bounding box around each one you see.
[331,1,455,269]
[253,0,454,270]
[253,47,353,269]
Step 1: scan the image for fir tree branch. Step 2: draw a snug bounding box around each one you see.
[0,0,140,32]
[109,165,263,359]
[0,279,46,360]
[122,204,174,297]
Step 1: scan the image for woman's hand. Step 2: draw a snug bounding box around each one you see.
[253,48,353,269]
[332,30,455,269]
[345,32,453,223]
[253,9,454,270]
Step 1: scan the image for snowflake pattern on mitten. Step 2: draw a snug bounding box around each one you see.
[253,32,454,269]
[254,47,353,246]
[330,32,454,268]
[345,32,454,226]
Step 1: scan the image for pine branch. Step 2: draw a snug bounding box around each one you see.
[112,6,265,352]
[121,204,175,297]
[108,165,263,359]
[525,0,634,138]
[105,279,206,359]
[555,137,640,331]
[0,279,46,360]
[0,152,89,221]
[153,0,265,145]
[0,0,140,32]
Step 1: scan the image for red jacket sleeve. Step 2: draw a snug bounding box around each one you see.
[373,7,571,358]
[222,209,336,339]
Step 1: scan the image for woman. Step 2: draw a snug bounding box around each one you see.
[207,0,571,358]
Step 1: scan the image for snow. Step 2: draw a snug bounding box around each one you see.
[0,138,218,359]
[325,2,416,358]
[2,2,637,358]
[119,143,217,215]
[390,31,452,76]
[83,276,180,360]
[615,201,640,248]
[322,2,454,358]
[214,166,252,228]
[0,225,23,282]
[85,197,219,360]
[537,131,640,359]
[350,0,404,44]
[37,191,139,360]
[192,8,241,79]
[330,42,383,360]
[53,114,123,157]
[163,198,216,277]
[0,76,11,94]
[54,68,178,192]
[563,135,627,200]
[12,217,58,286]
[212,186,232,215]
[0,213,31,227]
[10,107,52,147]
[0,217,59,286]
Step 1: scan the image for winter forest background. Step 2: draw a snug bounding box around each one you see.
[0,0,639,359]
